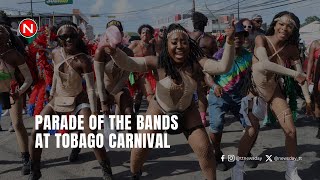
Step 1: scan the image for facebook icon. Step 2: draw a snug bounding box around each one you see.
[221,155,225,162]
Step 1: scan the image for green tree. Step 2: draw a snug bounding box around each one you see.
[303,16,320,26]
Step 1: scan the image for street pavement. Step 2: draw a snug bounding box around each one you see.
[0,99,319,180]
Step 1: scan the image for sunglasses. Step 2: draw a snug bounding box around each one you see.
[160,29,166,32]
[254,20,263,23]
[58,33,78,41]
[243,25,252,29]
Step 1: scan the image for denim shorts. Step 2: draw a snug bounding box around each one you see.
[208,90,246,133]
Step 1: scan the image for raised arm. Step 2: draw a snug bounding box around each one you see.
[199,42,235,75]
[199,21,235,75]
[109,47,158,72]
[253,35,305,80]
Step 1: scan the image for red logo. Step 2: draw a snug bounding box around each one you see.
[18,19,38,38]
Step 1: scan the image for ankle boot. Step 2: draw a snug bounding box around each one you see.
[131,170,142,180]
[28,160,41,180]
[99,160,113,180]
[316,118,320,139]
[21,152,30,175]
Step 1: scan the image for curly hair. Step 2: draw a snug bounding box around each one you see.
[138,24,154,35]
[158,23,204,81]
[192,11,208,32]
[57,21,88,55]
[266,11,300,46]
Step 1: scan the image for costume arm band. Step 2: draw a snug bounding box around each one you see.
[111,48,148,72]
[50,70,57,96]
[17,63,33,95]
[255,47,300,78]
[83,72,97,113]
[93,61,107,102]
[203,43,235,75]
[292,60,311,103]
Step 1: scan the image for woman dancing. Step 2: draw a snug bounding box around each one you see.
[233,11,312,180]
[306,39,320,138]
[0,13,33,175]
[94,20,136,132]
[28,21,113,180]
[102,22,236,180]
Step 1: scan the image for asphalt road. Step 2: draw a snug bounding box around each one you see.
[0,99,319,180]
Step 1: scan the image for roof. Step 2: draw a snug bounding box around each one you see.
[300,21,320,33]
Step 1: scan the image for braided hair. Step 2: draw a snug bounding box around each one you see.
[266,11,300,46]
[57,21,88,55]
[158,23,204,81]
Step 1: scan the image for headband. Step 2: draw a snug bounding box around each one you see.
[166,29,189,38]
[57,24,78,35]
[107,21,122,29]
[0,25,10,35]
[274,16,297,28]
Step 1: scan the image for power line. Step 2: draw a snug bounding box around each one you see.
[214,0,314,15]
[96,0,182,15]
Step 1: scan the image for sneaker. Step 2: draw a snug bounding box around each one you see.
[1,110,9,117]
[68,147,81,162]
[215,151,227,171]
[245,153,258,168]
[8,123,15,132]
[231,165,244,180]
[285,168,302,180]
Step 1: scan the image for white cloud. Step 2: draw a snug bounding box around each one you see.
[112,0,133,14]
[90,0,104,14]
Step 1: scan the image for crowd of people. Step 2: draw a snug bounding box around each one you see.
[0,10,319,180]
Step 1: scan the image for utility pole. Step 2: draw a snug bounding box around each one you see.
[17,0,44,19]
[31,0,33,18]
[237,0,239,20]
[192,0,195,14]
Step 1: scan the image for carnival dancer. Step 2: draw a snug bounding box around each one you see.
[0,13,33,175]
[28,21,113,180]
[189,11,218,127]
[95,20,136,130]
[102,22,236,180]
[27,26,55,116]
[128,24,157,113]
[206,22,257,171]
[232,11,312,180]
[306,39,320,138]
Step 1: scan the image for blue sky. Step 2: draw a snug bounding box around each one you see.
[1,0,320,35]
